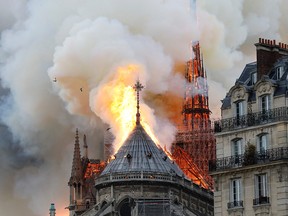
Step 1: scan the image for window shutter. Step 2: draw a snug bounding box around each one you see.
[255,175,259,199]
[237,179,241,201]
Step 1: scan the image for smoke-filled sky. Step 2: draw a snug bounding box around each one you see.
[0,0,287,215]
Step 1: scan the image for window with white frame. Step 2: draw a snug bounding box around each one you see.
[232,139,243,156]
[276,66,284,80]
[257,133,268,153]
[235,101,244,117]
[260,95,270,113]
[235,101,244,126]
[251,72,257,84]
[230,178,242,203]
[254,174,269,205]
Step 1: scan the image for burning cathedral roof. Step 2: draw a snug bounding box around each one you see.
[100,80,184,178]
[74,81,213,216]
[100,123,184,176]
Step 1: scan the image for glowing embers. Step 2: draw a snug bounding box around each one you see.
[172,146,213,190]
[84,161,106,179]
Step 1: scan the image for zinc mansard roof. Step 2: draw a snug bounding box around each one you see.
[100,124,184,177]
[221,57,288,110]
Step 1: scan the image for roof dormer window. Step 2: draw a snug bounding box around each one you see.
[251,72,257,84]
[276,66,284,80]
[260,94,270,113]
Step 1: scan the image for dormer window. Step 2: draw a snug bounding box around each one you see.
[235,101,244,117]
[260,95,270,113]
[235,101,244,125]
[276,66,284,80]
[251,72,257,84]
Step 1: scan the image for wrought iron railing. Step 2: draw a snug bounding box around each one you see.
[227,200,243,209]
[253,196,270,205]
[214,107,288,133]
[209,147,288,172]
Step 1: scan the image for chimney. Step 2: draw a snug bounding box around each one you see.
[255,38,288,80]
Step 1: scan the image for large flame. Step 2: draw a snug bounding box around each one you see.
[94,64,159,152]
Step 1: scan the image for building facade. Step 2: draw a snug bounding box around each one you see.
[210,38,288,216]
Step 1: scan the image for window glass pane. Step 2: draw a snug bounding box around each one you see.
[236,101,244,116]
[277,67,284,79]
[233,139,242,155]
[255,174,268,198]
[261,95,270,112]
[252,72,257,84]
[259,135,267,152]
[231,179,241,202]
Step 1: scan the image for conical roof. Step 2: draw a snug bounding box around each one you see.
[101,124,184,177]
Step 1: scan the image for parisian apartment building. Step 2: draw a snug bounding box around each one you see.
[210,38,288,216]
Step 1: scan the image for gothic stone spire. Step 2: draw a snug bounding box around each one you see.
[70,128,82,182]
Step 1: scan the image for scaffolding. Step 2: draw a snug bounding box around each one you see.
[172,42,215,189]
[172,145,213,189]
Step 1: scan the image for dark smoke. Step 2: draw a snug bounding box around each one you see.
[0,1,287,216]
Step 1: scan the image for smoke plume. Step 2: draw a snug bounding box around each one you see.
[0,0,287,216]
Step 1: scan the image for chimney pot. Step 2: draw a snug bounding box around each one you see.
[256,39,288,81]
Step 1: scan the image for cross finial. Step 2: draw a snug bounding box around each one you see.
[133,80,144,125]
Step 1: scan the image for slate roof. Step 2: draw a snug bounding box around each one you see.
[221,57,288,110]
[100,124,184,177]
[238,62,257,85]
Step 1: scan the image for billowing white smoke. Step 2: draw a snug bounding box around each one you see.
[197,0,288,118]
[0,0,194,215]
[0,0,287,216]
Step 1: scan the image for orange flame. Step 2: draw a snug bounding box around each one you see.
[95,64,159,152]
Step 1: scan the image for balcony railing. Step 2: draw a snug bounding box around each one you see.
[209,147,288,172]
[227,200,243,209]
[214,107,288,133]
[253,196,270,205]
